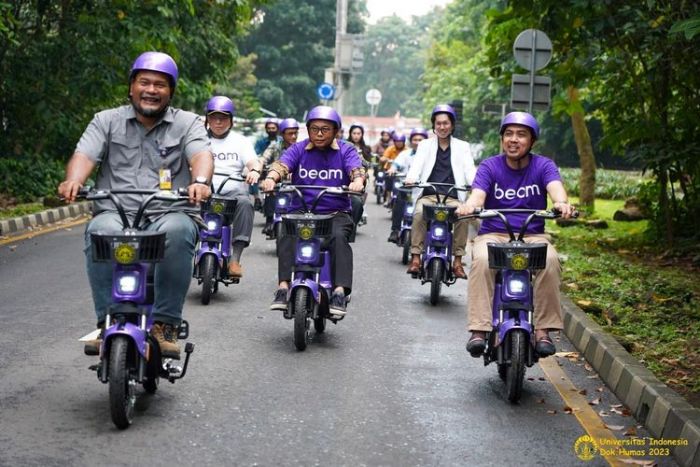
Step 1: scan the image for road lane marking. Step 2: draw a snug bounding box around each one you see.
[539,357,637,467]
[0,216,89,246]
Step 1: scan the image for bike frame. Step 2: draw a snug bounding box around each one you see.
[83,188,193,384]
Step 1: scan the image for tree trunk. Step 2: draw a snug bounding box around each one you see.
[567,86,596,213]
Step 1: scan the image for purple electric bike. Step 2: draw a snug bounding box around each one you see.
[79,188,194,429]
[193,173,245,305]
[462,207,575,402]
[408,182,470,305]
[277,184,359,351]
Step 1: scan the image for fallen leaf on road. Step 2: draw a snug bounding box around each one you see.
[578,389,588,395]
[599,410,610,417]
[618,458,656,466]
[537,398,545,404]
[589,397,601,406]
[584,362,593,371]
[624,426,637,437]
[547,410,557,414]
[605,424,625,431]
[596,386,605,392]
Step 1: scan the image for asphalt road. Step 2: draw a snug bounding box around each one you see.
[0,201,676,467]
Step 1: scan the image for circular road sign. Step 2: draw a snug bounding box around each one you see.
[365,88,382,106]
[317,82,335,100]
[513,29,552,71]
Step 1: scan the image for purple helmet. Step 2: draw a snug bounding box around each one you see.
[392,132,406,142]
[306,105,342,129]
[499,111,540,139]
[129,52,179,90]
[380,127,392,136]
[265,118,279,127]
[410,127,429,139]
[279,118,299,133]
[205,96,235,116]
[431,104,456,125]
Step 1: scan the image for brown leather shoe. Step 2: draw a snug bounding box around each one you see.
[228,261,243,278]
[452,258,467,279]
[406,255,421,274]
[151,322,181,359]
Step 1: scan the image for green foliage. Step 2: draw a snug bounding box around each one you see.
[344,13,434,118]
[241,0,367,119]
[0,154,65,203]
[559,168,648,200]
[424,0,700,244]
[1,0,264,164]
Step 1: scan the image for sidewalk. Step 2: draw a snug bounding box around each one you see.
[1,204,699,466]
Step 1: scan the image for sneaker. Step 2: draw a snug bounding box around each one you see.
[151,322,181,359]
[270,288,288,311]
[387,230,399,243]
[328,291,347,316]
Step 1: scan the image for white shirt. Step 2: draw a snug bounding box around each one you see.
[406,135,477,202]
[210,130,257,196]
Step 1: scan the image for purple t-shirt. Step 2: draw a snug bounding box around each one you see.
[279,139,362,213]
[472,154,561,234]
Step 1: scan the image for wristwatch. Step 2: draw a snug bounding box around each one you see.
[193,176,209,185]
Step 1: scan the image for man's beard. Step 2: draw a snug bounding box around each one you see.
[130,96,169,119]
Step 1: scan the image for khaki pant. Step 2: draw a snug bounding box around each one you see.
[467,233,563,332]
[410,195,471,256]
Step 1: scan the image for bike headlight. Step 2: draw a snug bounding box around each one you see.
[300,244,316,259]
[277,197,287,207]
[377,171,385,178]
[394,181,402,189]
[406,205,415,214]
[507,278,526,294]
[433,226,445,237]
[117,274,138,294]
[207,219,220,231]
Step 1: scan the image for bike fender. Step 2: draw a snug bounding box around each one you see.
[103,323,148,358]
[291,279,321,304]
[497,316,533,345]
[195,247,223,266]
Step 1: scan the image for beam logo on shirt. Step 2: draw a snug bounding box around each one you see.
[298,164,343,181]
[494,182,541,200]
[214,151,239,161]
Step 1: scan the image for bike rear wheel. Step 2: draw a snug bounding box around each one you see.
[504,330,528,403]
[200,254,217,305]
[109,336,136,429]
[429,258,444,305]
[292,288,311,351]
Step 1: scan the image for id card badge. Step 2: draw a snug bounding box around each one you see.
[159,168,172,190]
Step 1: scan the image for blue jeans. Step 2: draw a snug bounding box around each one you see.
[84,211,198,326]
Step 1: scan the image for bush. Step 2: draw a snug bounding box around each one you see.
[0,155,65,203]
[559,168,647,200]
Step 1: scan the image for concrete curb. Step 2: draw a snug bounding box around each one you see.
[0,202,91,236]
[562,295,700,467]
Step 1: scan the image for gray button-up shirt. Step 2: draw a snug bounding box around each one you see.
[75,104,210,217]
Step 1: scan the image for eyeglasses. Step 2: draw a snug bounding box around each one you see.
[308,126,334,135]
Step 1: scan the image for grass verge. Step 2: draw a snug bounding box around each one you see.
[0,202,45,220]
[549,198,700,407]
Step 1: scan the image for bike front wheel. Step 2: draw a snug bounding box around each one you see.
[292,288,311,351]
[504,329,528,403]
[200,254,217,305]
[429,258,444,305]
[109,336,136,429]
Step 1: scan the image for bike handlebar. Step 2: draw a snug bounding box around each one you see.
[276,184,363,213]
[73,187,191,230]
[457,208,579,241]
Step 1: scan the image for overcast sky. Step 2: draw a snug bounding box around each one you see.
[365,0,452,24]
